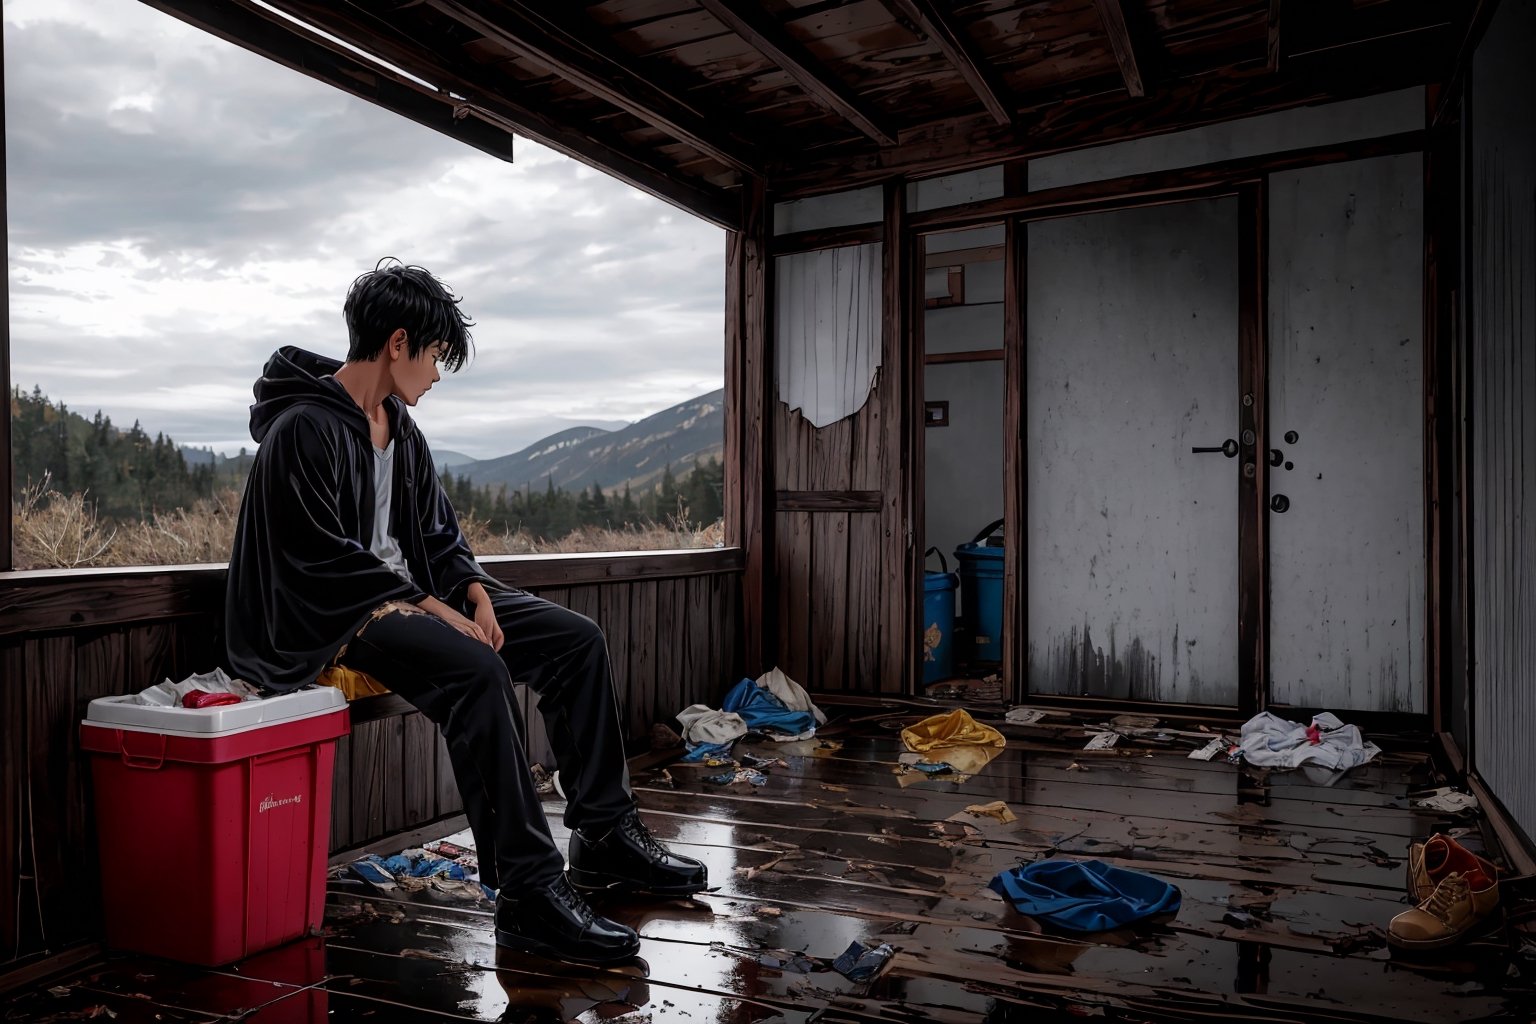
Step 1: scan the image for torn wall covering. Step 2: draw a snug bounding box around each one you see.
[775,243,883,428]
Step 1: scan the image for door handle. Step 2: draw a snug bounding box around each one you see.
[1191,439,1239,458]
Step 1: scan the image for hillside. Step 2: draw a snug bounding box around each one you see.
[458,390,723,496]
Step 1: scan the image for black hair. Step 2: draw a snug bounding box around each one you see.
[342,258,474,372]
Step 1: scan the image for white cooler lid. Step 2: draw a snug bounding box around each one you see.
[83,686,347,738]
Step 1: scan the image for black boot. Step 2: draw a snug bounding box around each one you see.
[494,876,640,964]
[568,811,709,896]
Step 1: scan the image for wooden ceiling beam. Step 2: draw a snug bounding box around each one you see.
[695,0,898,147]
[154,0,739,229]
[1268,0,1284,72]
[427,0,759,175]
[877,0,1013,125]
[1092,0,1147,98]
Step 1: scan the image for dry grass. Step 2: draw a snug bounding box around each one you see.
[12,479,721,570]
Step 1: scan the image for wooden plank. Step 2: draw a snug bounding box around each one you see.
[1267,0,1284,72]
[628,580,659,743]
[349,719,388,844]
[771,222,883,256]
[877,0,1012,125]
[879,179,914,695]
[433,731,461,818]
[0,551,742,636]
[425,0,757,174]
[724,177,773,677]
[695,0,898,146]
[381,716,406,836]
[1002,214,1026,703]
[909,130,1429,234]
[1237,184,1268,716]
[330,733,353,852]
[24,637,80,947]
[774,511,813,686]
[775,490,882,512]
[0,644,24,962]
[812,511,850,690]
[478,548,742,588]
[663,578,691,734]
[685,574,715,709]
[598,583,634,744]
[1092,0,1146,97]
[924,348,1003,365]
[400,713,437,827]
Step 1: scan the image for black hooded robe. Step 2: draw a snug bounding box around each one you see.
[225,346,499,691]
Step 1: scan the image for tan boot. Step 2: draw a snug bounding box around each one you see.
[1387,871,1501,950]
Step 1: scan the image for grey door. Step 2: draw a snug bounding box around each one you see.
[1025,197,1242,705]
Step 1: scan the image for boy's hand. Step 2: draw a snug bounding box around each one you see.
[471,593,504,652]
[417,595,490,647]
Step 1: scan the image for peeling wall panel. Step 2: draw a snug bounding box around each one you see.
[1268,155,1425,713]
[1026,198,1240,704]
[1469,0,1536,838]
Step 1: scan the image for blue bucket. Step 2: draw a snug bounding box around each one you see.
[955,519,1005,663]
[922,548,959,685]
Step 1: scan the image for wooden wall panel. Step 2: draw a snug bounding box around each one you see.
[0,566,740,977]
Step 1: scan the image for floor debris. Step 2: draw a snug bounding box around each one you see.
[963,800,1018,823]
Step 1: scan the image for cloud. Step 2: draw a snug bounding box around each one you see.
[4,0,725,458]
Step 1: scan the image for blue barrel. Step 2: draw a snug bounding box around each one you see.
[922,548,958,684]
[955,519,1005,663]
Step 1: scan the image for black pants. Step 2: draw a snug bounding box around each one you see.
[336,589,636,889]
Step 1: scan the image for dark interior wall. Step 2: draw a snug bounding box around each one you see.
[1467,0,1536,838]
[0,563,741,975]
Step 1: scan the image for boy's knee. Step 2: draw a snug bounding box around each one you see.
[559,609,606,650]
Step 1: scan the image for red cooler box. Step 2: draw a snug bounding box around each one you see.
[81,686,349,965]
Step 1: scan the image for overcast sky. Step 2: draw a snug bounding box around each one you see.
[3,0,725,458]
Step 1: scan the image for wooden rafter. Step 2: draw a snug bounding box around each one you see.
[1268,0,1284,72]
[1092,0,1147,97]
[427,0,759,174]
[878,0,1013,125]
[695,0,897,147]
[234,0,739,228]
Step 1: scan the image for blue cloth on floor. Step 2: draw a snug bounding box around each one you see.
[988,859,1181,932]
[680,740,736,763]
[721,678,817,737]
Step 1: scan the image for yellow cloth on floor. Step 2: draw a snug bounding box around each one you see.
[316,664,391,701]
[901,708,1006,754]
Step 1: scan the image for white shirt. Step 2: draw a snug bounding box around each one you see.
[370,440,413,584]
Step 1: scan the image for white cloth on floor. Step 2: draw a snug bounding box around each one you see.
[131,667,261,707]
[1238,711,1381,771]
[676,705,748,746]
[757,667,826,726]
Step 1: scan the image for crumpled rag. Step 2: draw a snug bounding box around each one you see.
[901,708,1006,754]
[1238,711,1381,770]
[989,859,1182,932]
[676,706,748,747]
[757,667,827,725]
[721,677,818,741]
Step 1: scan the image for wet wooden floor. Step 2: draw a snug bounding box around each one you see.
[9,714,1536,1022]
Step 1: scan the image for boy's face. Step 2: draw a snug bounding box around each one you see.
[392,339,443,407]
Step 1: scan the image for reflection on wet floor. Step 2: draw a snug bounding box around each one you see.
[9,720,1536,1023]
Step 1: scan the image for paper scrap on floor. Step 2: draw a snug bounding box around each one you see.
[964,800,1017,823]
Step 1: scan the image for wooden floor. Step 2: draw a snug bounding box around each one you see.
[9,710,1536,1023]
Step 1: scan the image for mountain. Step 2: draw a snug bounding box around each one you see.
[433,449,479,471]
[456,390,723,495]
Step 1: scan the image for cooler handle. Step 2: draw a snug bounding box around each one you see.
[924,546,949,574]
[119,730,166,770]
[970,518,1006,545]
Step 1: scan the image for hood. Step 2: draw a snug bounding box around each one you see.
[249,346,416,445]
